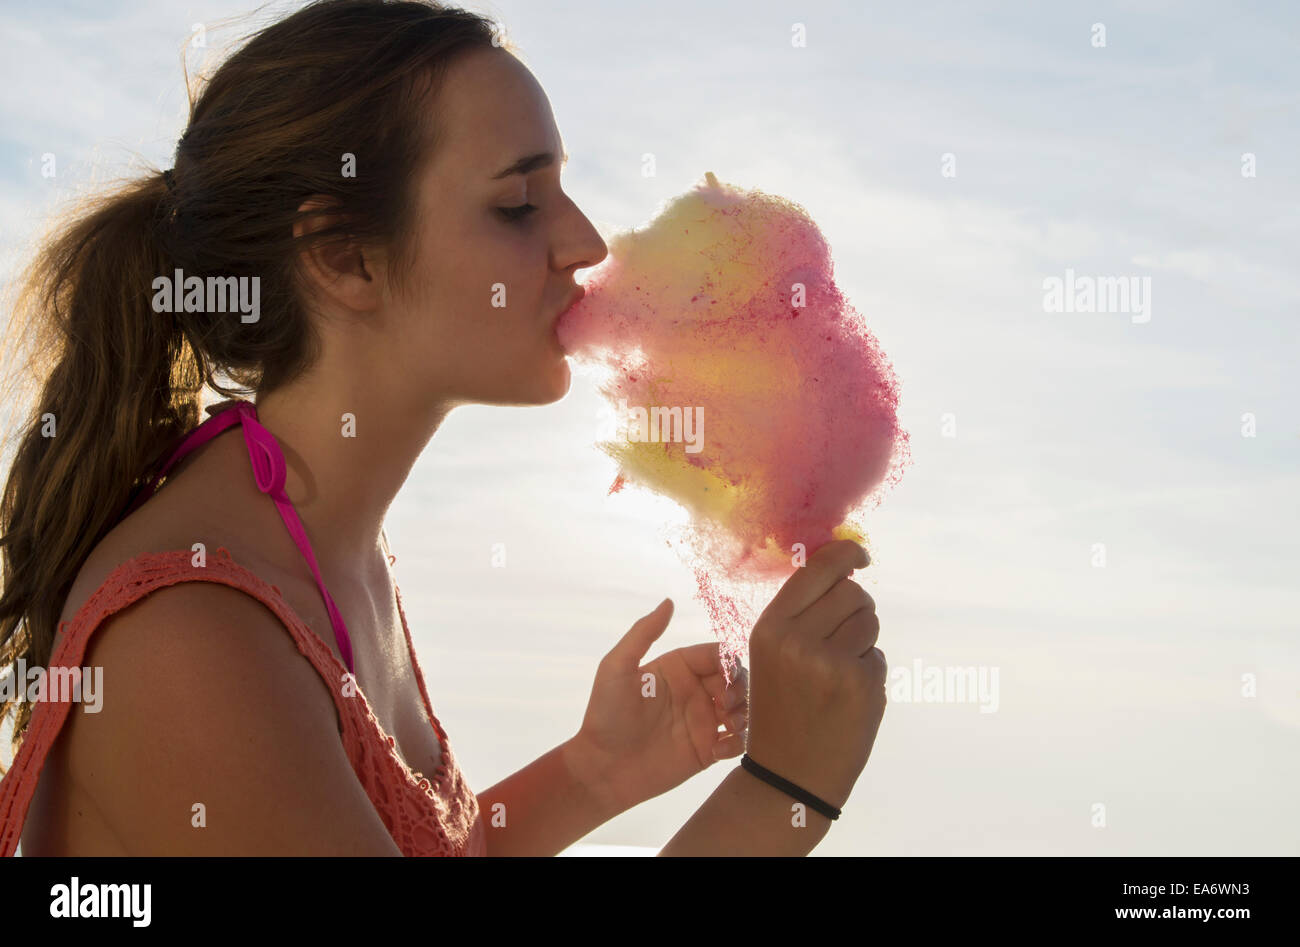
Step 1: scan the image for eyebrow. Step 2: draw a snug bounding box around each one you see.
[491,149,569,180]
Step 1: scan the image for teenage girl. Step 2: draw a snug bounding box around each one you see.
[0,0,885,856]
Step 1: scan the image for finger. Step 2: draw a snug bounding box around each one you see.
[864,646,888,684]
[673,640,723,678]
[603,598,674,672]
[722,662,748,710]
[691,652,747,714]
[723,653,747,682]
[712,679,749,716]
[796,576,875,639]
[687,679,723,747]
[764,539,869,619]
[712,731,746,761]
[701,662,749,707]
[825,606,880,657]
[715,697,748,735]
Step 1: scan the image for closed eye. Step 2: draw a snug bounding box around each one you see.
[498,203,537,222]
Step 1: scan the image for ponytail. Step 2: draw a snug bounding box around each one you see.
[0,171,204,764]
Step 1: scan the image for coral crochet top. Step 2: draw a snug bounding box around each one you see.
[0,400,486,856]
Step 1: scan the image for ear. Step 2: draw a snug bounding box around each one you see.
[292,196,385,313]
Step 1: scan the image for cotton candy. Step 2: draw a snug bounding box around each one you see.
[558,173,910,674]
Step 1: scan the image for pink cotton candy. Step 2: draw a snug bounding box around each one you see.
[558,172,910,673]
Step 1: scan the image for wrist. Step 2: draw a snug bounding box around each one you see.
[559,733,625,825]
[739,753,844,821]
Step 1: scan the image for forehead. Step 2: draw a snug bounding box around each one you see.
[431,47,562,175]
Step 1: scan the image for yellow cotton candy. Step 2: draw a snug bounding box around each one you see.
[601,438,740,525]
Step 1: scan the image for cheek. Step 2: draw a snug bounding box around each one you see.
[470,230,550,341]
[393,218,560,399]
[401,226,500,331]
[442,217,540,302]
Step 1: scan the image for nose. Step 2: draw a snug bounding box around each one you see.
[553,193,608,274]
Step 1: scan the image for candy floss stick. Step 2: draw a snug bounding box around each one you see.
[558,172,911,680]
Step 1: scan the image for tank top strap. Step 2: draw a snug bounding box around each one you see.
[119,400,245,521]
[119,400,354,674]
[0,550,359,857]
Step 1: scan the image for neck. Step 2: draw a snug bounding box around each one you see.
[250,361,452,575]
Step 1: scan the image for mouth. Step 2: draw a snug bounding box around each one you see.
[555,285,585,322]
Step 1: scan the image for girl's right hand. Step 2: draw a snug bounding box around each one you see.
[744,539,887,812]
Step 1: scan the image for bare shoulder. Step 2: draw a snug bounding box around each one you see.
[56,435,283,634]
[37,422,403,853]
[58,581,400,854]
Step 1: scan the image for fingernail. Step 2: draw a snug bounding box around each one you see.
[723,687,743,710]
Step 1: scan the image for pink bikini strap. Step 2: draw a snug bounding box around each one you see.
[122,400,356,674]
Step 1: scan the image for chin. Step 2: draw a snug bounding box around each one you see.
[536,353,571,403]
[494,350,570,406]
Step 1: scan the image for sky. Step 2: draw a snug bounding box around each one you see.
[1,0,1297,856]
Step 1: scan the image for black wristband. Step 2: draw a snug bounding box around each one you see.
[740,753,842,821]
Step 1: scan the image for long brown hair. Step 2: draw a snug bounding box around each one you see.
[0,0,504,764]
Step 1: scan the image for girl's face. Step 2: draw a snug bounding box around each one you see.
[388,46,608,407]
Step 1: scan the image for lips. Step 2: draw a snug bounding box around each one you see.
[557,285,585,320]
[553,286,587,353]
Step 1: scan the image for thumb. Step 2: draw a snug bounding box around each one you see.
[604,598,673,671]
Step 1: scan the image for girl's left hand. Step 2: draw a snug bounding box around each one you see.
[564,599,749,817]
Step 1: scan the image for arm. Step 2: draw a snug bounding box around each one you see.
[474,737,622,857]
[657,764,835,856]
[74,583,405,855]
